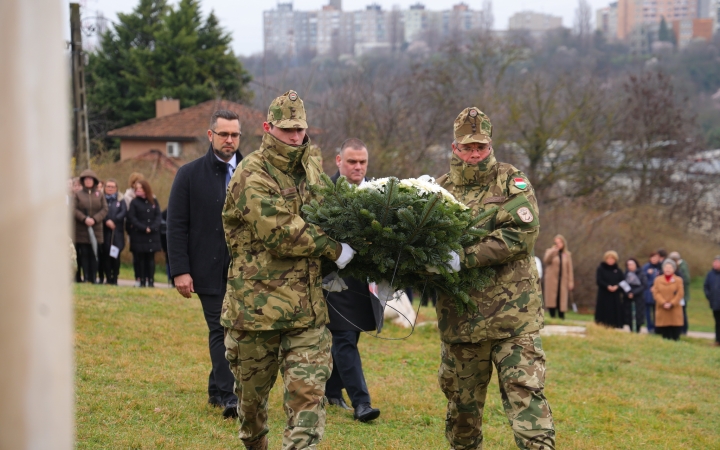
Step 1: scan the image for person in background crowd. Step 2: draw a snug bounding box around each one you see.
[127,179,161,287]
[703,256,720,347]
[641,252,662,333]
[595,250,624,328]
[124,172,144,282]
[657,248,668,261]
[73,169,108,284]
[623,258,647,333]
[167,109,243,419]
[669,251,691,334]
[72,177,82,193]
[324,138,384,422]
[543,234,574,320]
[96,180,104,195]
[98,179,126,285]
[652,259,684,341]
[124,172,144,209]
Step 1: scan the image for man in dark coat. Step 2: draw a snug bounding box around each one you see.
[167,110,242,418]
[324,138,385,423]
[99,178,126,285]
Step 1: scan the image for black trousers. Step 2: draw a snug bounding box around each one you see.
[682,304,689,335]
[98,246,121,284]
[199,293,237,404]
[134,252,156,281]
[548,307,565,320]
[656,326,682,341]
[714,310,720,344]
[326,329,371,408]
[75,243,97,283]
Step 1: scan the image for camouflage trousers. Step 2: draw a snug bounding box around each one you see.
[438,332,555,450]
[224,325,332,450]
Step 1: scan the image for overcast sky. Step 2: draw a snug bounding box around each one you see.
[65,0,613,56]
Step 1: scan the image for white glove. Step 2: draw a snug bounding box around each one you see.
[322,272,348,292]
[376,279,397,302]
[427,251,461,274]
[335,243,355,270]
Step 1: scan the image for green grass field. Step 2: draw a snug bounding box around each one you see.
[75,284,720,449]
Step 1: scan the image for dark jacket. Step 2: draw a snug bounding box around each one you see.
[704,269,720,311]
[625,268,647,298]
[103,194,127,251]
[167,146,242,295]
[641,261,662,305]
[128,196,162,253]
[73,169,108,245]
[326,172,385,332]
[595,262,625,328]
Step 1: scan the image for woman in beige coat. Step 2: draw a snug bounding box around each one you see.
[543,235,574,319]
[651,259,685,341]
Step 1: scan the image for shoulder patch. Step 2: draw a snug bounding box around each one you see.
[513,177,528,190]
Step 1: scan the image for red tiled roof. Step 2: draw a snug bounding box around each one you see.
[107,99,265,140]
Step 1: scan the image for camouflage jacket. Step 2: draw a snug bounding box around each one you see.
[221,133,341,331]
[436,152,544,343]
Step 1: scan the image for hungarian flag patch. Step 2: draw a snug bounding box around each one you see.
[513,178,528,190]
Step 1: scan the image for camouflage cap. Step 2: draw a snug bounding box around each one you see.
[267,90,308,129]
[453,107,492,145]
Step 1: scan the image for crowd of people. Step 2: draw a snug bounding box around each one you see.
[538,239,720,345]
[70,171,168,287]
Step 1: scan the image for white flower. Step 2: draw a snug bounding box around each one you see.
[360,177,393,191]
[399,176,469,210]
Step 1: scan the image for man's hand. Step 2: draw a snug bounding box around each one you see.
[146,227,151,233]
[335,243,355,270]
[427,251,461,274]
[628,293,633,299]
[84,217,95,227]
[106,219,116,230]
[569,282,574,291]
[175,273,194,298]
[608,285,618,292]
[322,272,348,292]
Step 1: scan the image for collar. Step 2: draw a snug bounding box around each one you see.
[261,132,310,173]
[449,150,498,186]
[214,151,237,169]
[105,193,118,201]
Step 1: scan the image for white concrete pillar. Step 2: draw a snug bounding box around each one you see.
[0,1,74,449]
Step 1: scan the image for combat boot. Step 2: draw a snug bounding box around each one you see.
[242,435,268,450]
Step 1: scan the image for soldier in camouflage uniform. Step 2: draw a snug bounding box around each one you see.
[433,107,555,450]
[221,90,356,450]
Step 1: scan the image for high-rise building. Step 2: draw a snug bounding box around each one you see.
[597,2,619,41]
[264,1,490,58]
[617,0,699,40]
[508,11,563,32]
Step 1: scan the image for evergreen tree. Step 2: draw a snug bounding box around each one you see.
[658,16,672,43]
[86,0,251,139]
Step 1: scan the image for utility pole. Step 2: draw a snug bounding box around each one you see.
[70,3,91,169]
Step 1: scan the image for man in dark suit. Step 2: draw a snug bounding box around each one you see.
[325,138,384,422]
[167,110,242,418]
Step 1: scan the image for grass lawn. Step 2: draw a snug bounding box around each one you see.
[546,277,717,333]
[75,284,720,449]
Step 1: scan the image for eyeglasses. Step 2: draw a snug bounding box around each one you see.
[211,130,242,140]
[457,145,490,154]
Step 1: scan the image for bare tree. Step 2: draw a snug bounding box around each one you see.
[574,0,592,47]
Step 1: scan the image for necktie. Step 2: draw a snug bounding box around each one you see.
[225,163,234,191]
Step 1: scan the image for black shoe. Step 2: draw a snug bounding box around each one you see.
[354,403,380,422]
[148,279,154,288]
[208,396,222,408]
[223,400,239,418]
[327,397,352,410]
